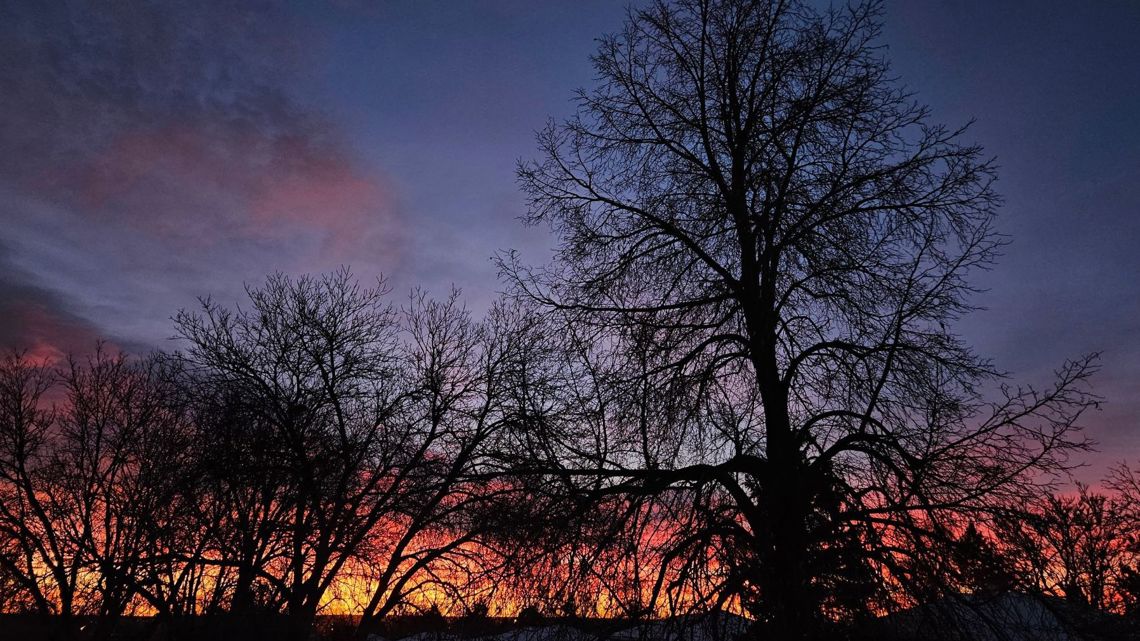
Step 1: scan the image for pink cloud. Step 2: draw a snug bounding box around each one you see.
[51,117,403,266]
[0,0,405,363]
[0,300,106,367]
[247,134,398,258]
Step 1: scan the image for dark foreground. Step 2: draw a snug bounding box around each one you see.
[1,597,1137,641]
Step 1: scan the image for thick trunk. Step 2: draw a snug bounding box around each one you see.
[760,466,813,640]
[750,310,816,640]
[230,565,255,613]
[757,408,814,640]
[286,607,317,641]
[49,613,80,641]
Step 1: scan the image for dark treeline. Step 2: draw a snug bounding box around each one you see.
[0,272,625,641]
[2,1,1137,641]
[0,272,553,640]
[2,271,1138,641]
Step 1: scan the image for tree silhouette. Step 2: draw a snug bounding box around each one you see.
[0,351,76,638]
[171,270,552,639]
[951,523,1013,596]
[995,487,1130,612]
[503,0,1097,637]
[172,270,408,639]
[1108,462,1140,621]
[0,348,192,641]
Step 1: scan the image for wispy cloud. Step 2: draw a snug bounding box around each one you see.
[0,0,403,352]
[0,241,111,364]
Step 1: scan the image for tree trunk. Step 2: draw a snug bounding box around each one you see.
[287,607,317,641]
[753,324,815,641]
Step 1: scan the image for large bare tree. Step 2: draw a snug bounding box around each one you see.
[173,270,548,640]
[503,1,1097,637]
[173,270,414,639]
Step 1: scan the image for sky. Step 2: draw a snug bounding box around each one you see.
[0,1,1136,480]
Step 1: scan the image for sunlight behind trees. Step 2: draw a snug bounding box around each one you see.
[0,2,1137,641]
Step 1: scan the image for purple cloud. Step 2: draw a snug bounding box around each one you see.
[0,0,403,351]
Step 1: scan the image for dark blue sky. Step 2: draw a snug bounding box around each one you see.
[0,1,1136,480]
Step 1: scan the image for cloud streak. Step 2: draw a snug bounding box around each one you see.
[0,0,403,352]
[0,242,109,364]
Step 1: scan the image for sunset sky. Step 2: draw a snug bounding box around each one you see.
[1,0,1137,480]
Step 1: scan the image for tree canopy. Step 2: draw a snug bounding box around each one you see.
[503,1,1098,637]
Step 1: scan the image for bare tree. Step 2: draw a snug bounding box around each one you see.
[503,0,1097,637]
[1107,462,1140,619]
[0,348,191,641]
[171,270,546,639]
[53,348,193,640]
[351,291,564,625]
[179,374,295,620]
[92,357,201,634]
[172,270,408,639]
[0,351,78,638]
[994,486,1132,613]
